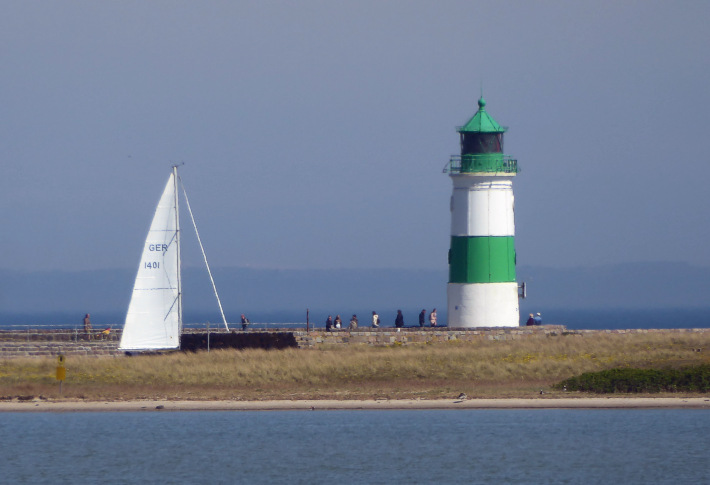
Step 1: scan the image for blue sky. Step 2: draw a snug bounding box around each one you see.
[2,1,709,272]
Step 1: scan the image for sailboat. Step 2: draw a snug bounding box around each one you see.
[119,166,228,351]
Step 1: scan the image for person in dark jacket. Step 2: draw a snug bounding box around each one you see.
[83,313,92,339]
[325,315,333,332]
[395,310,404,328]
[525,313,535,326]
[419,309,426,327]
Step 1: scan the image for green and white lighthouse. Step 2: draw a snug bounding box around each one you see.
[446,97,520,327]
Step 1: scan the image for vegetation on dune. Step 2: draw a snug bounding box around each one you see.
[1,332,709,400]
[555,365,710,393]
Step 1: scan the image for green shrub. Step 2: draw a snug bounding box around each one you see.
[554,365,710,393]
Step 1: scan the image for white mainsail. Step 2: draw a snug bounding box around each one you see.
[119,170,181,350]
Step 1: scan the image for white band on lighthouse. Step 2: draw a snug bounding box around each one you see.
[448,283,519,327]
[451,177,515,237]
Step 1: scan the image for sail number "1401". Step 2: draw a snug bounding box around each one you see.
[144,261,160,269]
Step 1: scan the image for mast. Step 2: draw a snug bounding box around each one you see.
[173,164,183,334]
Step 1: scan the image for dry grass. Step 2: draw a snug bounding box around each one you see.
[2,332,709,400]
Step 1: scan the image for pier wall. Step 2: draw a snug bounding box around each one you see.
[0,329,122,358]
[292,326,710,348]
[292,326,570,348]
[1,326,709,358]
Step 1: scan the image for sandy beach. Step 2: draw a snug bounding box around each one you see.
[2,397,710,412]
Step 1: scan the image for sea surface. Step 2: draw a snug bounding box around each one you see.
[2,307,710,331]
[2,409,709,484]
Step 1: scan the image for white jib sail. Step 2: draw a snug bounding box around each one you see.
[119,171,181,350]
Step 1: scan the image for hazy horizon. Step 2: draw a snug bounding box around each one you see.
[1,262,707,321]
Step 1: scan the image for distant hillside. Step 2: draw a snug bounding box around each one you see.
[517,262,709,309]
[0,262,707,326]
[0,267,447,325]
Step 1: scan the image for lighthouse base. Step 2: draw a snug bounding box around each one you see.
[447,282,519,327]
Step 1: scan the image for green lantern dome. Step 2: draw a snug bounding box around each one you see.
[446,96,518,175]
[458,97,506,134]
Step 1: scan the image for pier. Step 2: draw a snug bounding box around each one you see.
[1,326,709,359]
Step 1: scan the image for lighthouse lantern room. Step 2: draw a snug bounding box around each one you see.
[446,97,520,327]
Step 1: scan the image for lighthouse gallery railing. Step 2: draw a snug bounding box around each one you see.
[445,155,519,174]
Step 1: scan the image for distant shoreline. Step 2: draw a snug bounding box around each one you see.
[2,397,710,413]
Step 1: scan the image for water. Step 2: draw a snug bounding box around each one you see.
[2,409,709,483]
[527,307,710,330]
[2,307,710,331]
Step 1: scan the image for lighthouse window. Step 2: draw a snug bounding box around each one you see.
[461,133,503,154]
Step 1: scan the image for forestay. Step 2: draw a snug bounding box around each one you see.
[119,172,181,350]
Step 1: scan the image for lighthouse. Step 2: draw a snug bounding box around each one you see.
[446,97,520,327]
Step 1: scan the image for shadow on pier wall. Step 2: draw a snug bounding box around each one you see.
[180,332,298,352]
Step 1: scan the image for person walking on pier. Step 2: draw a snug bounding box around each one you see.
[372,311,380,328]
[395,310,404,329]
[241,314,250,330]
[429,308,437,327]
[83,313,92,339]
[419,309,426,327]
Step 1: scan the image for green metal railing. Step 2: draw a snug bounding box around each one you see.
[445,154,519,174]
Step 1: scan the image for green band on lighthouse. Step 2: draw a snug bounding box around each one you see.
[448,236,516,283]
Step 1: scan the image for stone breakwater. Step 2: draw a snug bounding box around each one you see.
[0,329,121,358]
[292,326,710,348]
[1,326,709,358]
